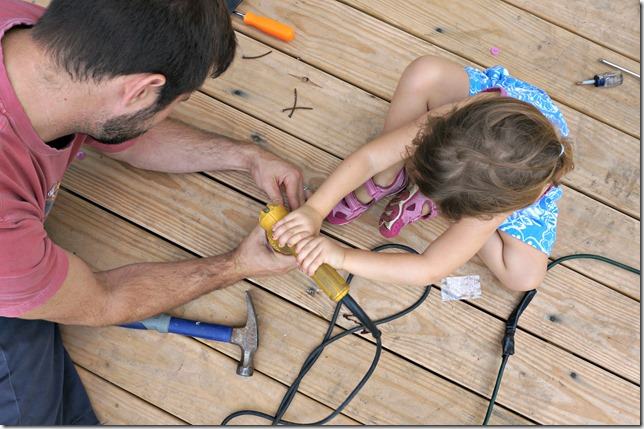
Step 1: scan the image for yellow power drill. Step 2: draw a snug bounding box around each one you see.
[259,204,381,338]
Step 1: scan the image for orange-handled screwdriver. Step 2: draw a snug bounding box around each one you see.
[233,10,295,42]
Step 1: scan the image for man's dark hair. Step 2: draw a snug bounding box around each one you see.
[32,0,236,109]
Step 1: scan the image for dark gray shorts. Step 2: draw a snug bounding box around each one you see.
[0,317,99,425]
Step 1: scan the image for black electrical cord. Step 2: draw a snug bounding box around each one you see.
[482,253,640,425]
[223,248,640,426]
[222,243,430,425]
[482,288,536,425]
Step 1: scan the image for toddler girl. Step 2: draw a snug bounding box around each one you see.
[272,56,573,291]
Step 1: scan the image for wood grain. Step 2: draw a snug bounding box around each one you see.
[171,90,640,384]
[57,155,639,423]
[65,326,357,426]
[236,0,639,136]
[47,191,528,425]
[76,366,186,425]
[504,0,640,60]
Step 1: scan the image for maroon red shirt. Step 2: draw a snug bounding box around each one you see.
[0,0,137,316]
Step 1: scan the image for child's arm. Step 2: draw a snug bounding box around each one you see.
[271,119,421,247]
[272,98,477,248]
[294,214,507,286]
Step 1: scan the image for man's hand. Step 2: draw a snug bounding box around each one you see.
[293,235,346,276]
[234,225,297,278]
[249,149,305,210]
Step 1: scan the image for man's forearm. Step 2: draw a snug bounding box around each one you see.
[108,117,306,209]
[97,252,244,325]
[21,226,294,326]
[109,118,260,174]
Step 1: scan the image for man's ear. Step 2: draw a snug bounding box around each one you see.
[121,73,166,110]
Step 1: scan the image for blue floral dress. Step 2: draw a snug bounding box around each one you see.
[465,65,569,255]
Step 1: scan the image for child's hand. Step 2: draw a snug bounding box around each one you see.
[272,204,323,248]
[294,235,345,276]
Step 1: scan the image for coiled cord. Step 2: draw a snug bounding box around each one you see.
[223,247,640,425]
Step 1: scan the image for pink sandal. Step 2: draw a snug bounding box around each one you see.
[326,169,408,225]
[379,183,438,238]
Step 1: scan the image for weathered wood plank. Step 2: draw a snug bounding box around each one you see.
[218,39,642,217]
[504,0,640,61]
[235,0,639,137]
[558,103,639,218]
[172,90,641,383]
[76,366,186,425]
[47,191,528,425]
[200,37,640,290]
[46,193,359,426]
[179,283,533,426]
[65,326,357,426]
[204,33,389,160]
[59,154,640,423]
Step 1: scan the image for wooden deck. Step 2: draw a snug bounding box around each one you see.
[40,0,639,425]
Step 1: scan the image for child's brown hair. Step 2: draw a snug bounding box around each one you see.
[406,96,574,221]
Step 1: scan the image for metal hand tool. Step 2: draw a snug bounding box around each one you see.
[599,58,639,79]
[226,0,295,42]
[120,291,258,376]
[576,71,623,87]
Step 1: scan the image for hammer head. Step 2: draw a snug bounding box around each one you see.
[230,291,258,376]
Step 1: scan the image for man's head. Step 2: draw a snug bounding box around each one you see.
[31,0,236,144]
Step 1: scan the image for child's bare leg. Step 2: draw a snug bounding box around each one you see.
[477,231,548,291]
[355,56,471,203]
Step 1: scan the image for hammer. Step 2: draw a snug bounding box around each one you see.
[120,291,258,376]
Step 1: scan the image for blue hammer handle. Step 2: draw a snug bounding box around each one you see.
[121,314,233,343]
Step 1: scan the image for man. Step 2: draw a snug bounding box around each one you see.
[0,0,303,424]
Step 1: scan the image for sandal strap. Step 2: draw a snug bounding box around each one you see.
[343,190,371,211]
[422,197,439,219]
[364,169,408,200]
[381,184,438,229]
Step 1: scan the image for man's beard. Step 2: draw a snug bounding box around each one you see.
[90,103,159,145]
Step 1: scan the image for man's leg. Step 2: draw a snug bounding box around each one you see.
[0,317,99,425]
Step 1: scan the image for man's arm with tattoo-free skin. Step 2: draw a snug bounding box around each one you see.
[108,118,306,209]
[22,120,306,325]
[21,226,293,326]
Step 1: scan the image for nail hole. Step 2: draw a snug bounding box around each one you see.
[250,133,264,144]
